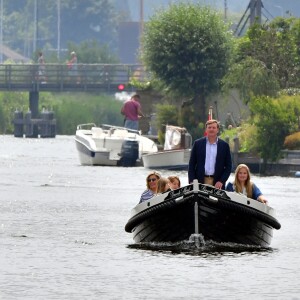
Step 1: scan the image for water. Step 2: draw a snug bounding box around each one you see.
[0,135,299,299]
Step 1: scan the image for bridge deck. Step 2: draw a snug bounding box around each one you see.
[0,64,146,92]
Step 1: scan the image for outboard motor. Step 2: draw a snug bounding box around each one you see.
[119,140,139,167]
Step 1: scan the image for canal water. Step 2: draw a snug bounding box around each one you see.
[0,135,299,299]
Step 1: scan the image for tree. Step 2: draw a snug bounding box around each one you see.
[141,3,233,125]
[66,40,119,64]
[249,96,299,171]
[226,17,300,100]
[223,57,279,103]
[2,0,121,60]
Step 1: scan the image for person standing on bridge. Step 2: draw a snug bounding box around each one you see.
[121,94,145,131]
[37,52,46,83]
[67,51,80,83]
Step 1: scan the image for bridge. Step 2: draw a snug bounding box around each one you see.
[0,63,146,138]
[0,63,145,93]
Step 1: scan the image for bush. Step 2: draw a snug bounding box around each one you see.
[284,132,300,150]
[154,104,179,145]
[220,123,259,153]
[0,91,123,135]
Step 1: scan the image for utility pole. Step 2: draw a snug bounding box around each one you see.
[57,0,61,60]
[224,0,228,21]
[139,0,144,45]
[234,0,263,36]
[250,0,262,25]
[139,0,144,60]
[0,0,3,63]
[33,0,38,53]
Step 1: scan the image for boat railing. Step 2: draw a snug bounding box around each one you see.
[77,123,96,130]
[101,124,141,135]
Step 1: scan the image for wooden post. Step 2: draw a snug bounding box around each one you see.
[29,91,39,137]
[29,91,39,118]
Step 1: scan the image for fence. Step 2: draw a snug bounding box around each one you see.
[0,63,146,92]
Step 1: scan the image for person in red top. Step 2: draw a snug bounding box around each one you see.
[121,94,145,131]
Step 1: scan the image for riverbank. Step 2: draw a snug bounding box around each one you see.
[233,150,300,177]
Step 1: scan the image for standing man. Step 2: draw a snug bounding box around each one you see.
[37,51,46,82]
[188,119,232,189]
[121,94,145,131]
[67,51,80,83]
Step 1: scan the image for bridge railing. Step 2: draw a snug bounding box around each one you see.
[0,63,147,92]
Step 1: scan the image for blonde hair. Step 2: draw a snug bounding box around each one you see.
[168,175,181,188]
[234,164,253,197]
[156,177,170,194]
[205,119,220,129]
[146,171,161,189]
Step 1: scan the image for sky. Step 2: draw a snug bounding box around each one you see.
[125,0,300,21]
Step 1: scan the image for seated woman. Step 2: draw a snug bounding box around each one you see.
[156,177,171,194]
[139,171,161,203]
[168,175,181,190]
[225,164,268,204]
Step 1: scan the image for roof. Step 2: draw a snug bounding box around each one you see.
[0,44,30,63]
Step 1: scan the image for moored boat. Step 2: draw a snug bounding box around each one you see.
[142,125,192,170]
[125,180,281,247]
[75,123,158,166]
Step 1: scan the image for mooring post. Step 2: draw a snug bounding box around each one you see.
[29,91,39,137]
[29,91,39,118]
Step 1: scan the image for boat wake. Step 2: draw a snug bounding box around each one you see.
[127,234,273,255]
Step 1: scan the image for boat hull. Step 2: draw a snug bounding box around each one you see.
[125,183,281,247]
[142,149,191,170]
[74,124,158,166]
[75,138,118,166]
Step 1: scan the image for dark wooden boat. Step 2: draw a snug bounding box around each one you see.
[125,181,281,247]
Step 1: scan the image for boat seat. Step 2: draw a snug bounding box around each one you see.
[113,129,129,138]
[91,127,104,138]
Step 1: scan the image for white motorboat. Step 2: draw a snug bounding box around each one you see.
[75,123,158,166]
[142,125,192,170]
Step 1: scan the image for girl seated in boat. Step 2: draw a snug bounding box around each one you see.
[225,164,268,204]
[139,171,161,203]
[168,175,181,190]
[156,177,171,194]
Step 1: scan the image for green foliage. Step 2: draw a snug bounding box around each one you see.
[51,93,124,135]
[220,127,238,149]
[3,0,120,59]
[179,104,206,141]
[0,105,5,133]
[279,88,300,96]
[154,104,178,144]
[142,2,234,124]
[0,91,124,135]
[220,94,300,157]
[236,123,259,153]
[142,3,233,96]
[66,40,119,64]
[129,78,152,91]
[228,17,300,101]
[284,132,300,150]
[0,92,29,133]
[221,123,259,153]
[223,57,280,103]
[249,96,298,162]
